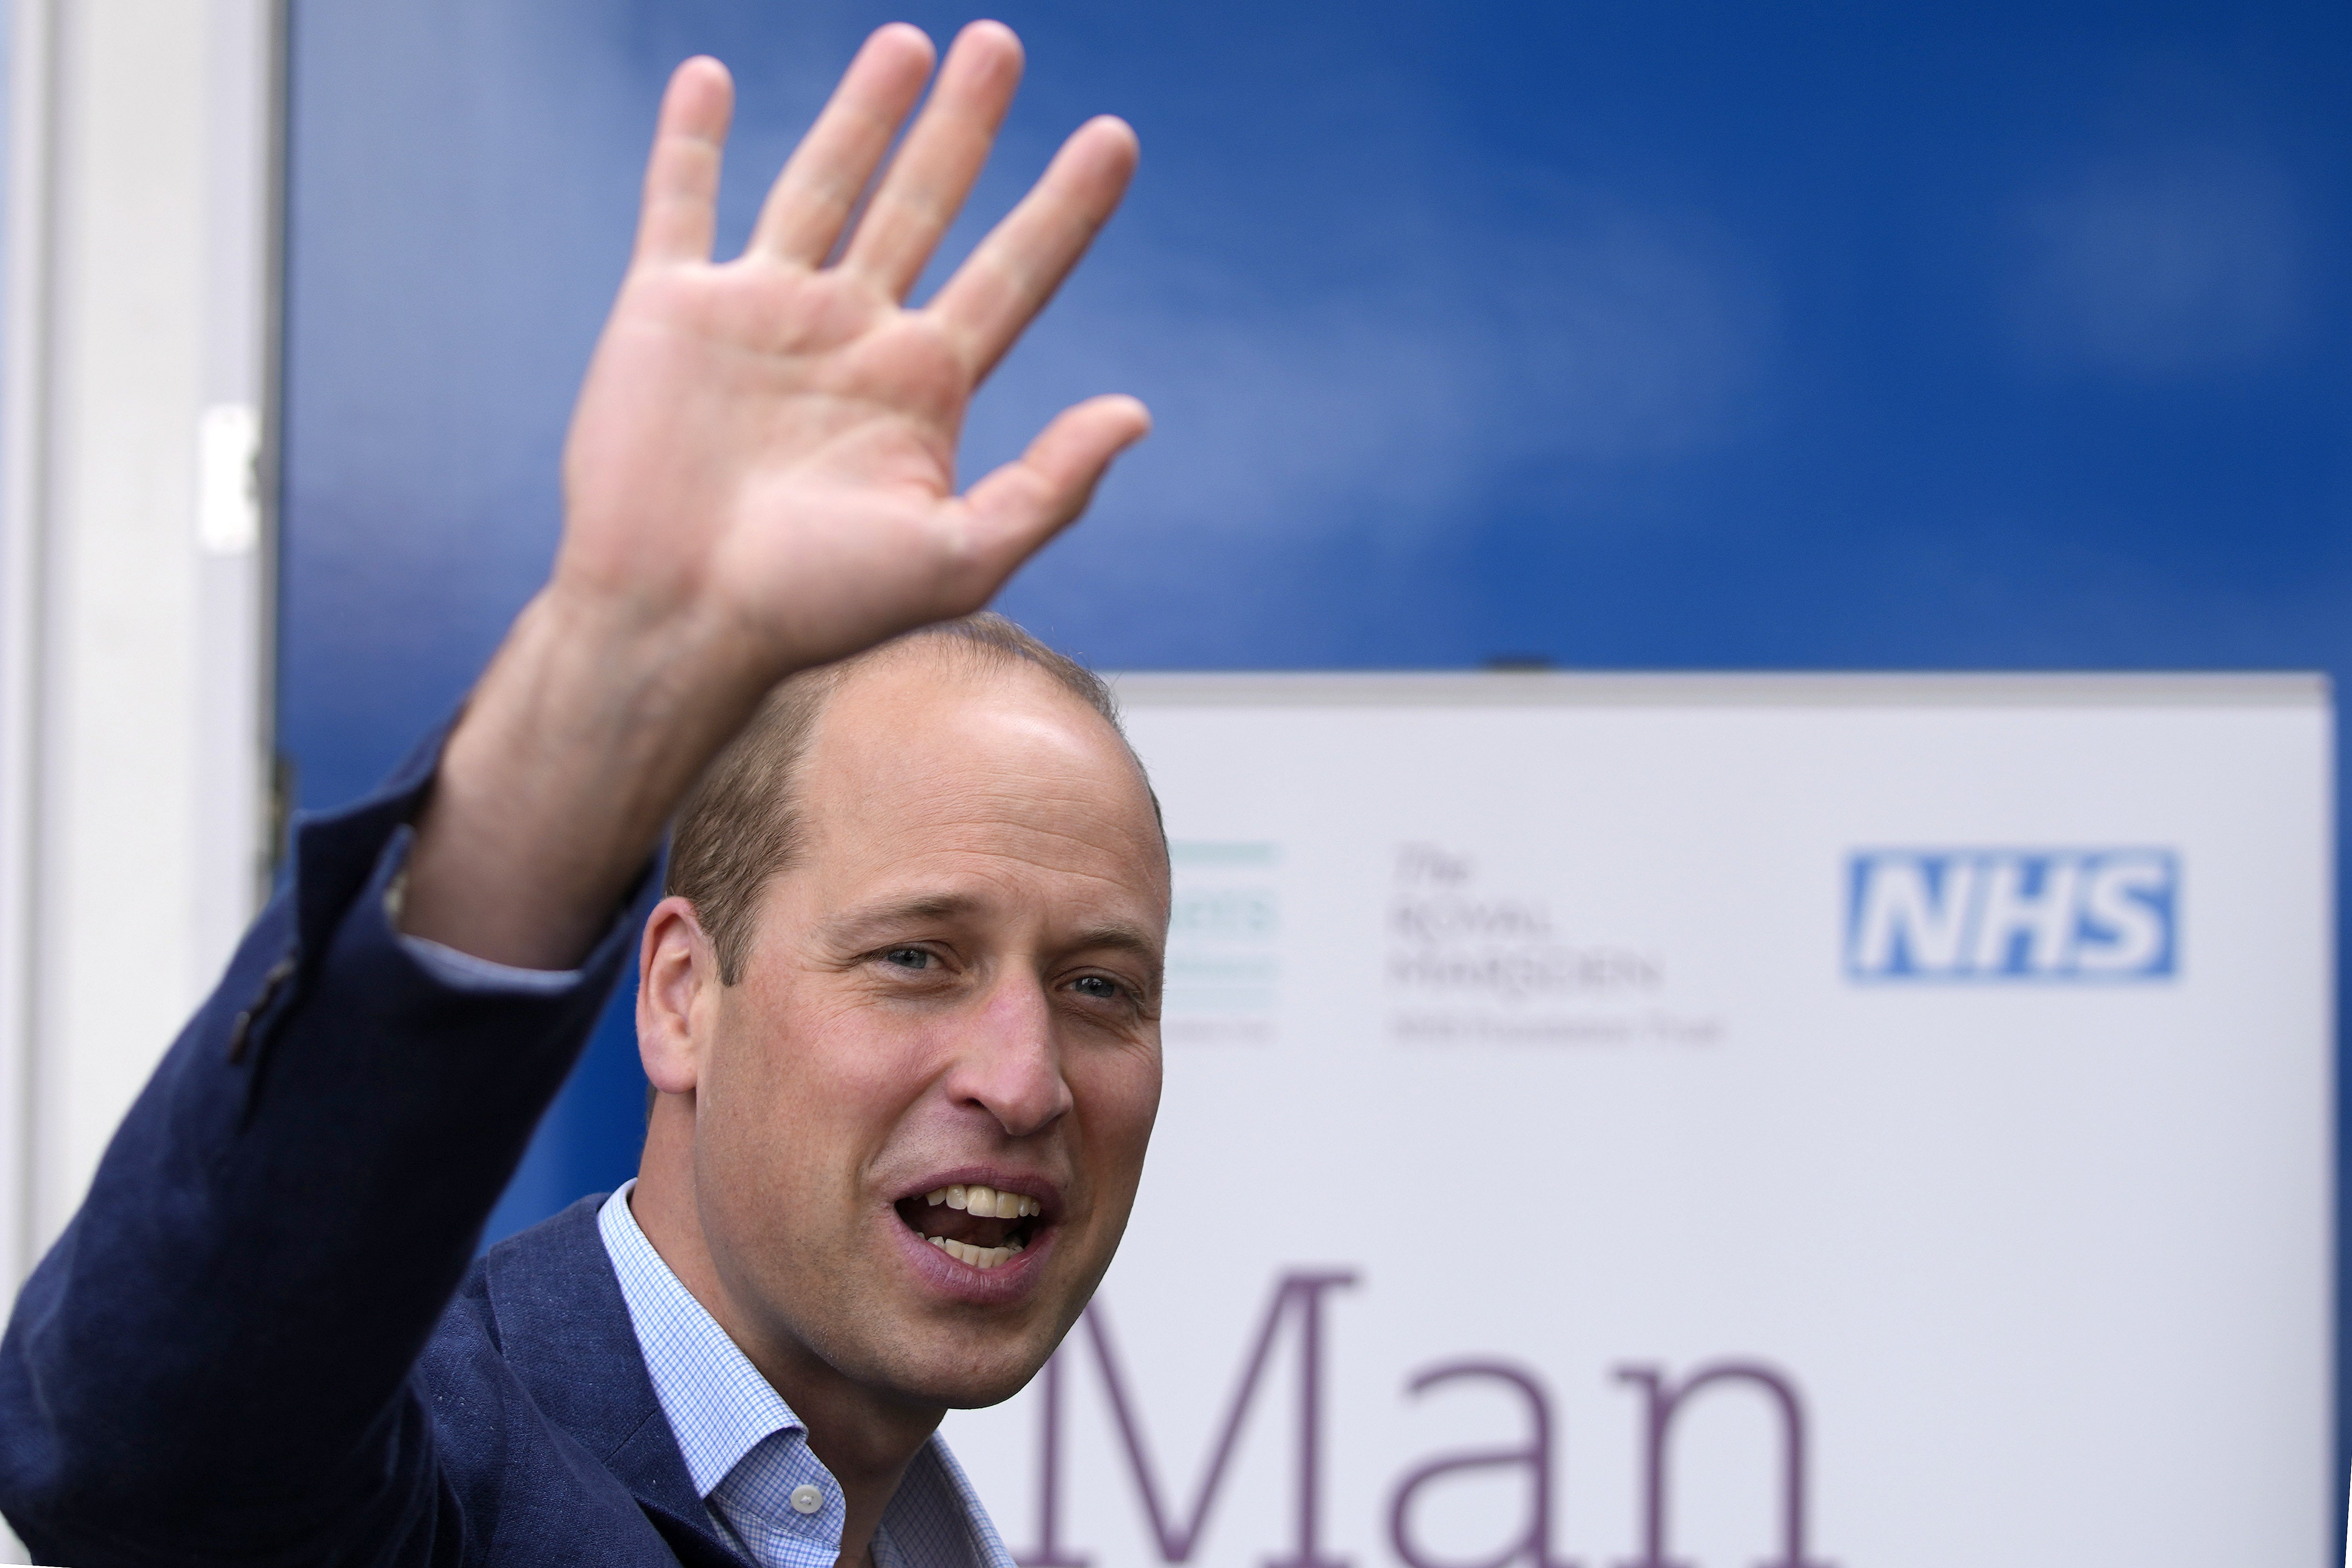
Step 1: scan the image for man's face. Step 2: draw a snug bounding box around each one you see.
[688,653,1168,1408]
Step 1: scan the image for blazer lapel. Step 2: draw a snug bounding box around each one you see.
[484,1195,745,1566]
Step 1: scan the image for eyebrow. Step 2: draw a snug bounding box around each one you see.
[820,893,982,948]
[1067,924,1165,967]
[820,896,1165,968]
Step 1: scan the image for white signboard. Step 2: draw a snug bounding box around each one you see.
[943,673,2331,1568]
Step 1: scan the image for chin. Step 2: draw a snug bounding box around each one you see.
[928,1359,1050,1411]
[867,1328,1061,1412]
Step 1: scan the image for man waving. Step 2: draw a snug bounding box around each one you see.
[0,21,1165,1568]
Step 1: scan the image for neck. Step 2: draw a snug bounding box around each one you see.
[632,1107,941,1562]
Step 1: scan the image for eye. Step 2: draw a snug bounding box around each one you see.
[1069,974,1128,1002]
[881,946,935,971]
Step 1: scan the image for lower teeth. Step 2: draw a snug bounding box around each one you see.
[928,1234,1023,1270]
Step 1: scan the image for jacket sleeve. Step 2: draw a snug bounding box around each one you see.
[0,727,650,1564]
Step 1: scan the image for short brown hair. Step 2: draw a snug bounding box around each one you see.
[665,613,1139,986]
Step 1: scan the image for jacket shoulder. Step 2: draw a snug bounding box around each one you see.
[412,1197,728,1566]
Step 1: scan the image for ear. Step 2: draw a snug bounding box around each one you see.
[637,894,718,1096]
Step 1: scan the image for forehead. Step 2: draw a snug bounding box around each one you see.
[786,649,1169,918]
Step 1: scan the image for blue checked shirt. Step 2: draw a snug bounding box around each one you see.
[597,1182,1015,1568]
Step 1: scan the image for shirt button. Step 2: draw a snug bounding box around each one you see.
[789,1484,824,1515]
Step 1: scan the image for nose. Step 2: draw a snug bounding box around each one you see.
[946,972,1074,1138]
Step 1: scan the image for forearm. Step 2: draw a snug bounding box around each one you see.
[399,587,774,969]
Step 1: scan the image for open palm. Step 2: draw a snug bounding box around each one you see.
[558,22,1148,676]
[401,22,1148,968]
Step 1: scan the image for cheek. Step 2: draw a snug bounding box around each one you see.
[1070,1049,1162,1193]
[703,982,933,1191]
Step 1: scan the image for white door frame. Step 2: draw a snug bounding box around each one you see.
[0,0,281,1300]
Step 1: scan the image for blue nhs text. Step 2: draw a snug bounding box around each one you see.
[1845,849,2177,981]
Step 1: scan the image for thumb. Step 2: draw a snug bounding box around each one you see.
[959,394,1152,573]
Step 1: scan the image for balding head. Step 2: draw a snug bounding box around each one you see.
[667,613,1161,985]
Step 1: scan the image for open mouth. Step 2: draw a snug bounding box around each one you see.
[895,1183,1046,1271]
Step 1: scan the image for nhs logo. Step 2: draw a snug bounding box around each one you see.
[1846,848,2177,981]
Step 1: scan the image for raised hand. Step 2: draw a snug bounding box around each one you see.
[401,23,1147,968]
[562,22,1146,679]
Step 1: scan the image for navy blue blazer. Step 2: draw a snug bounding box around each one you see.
[0,737,742,1565]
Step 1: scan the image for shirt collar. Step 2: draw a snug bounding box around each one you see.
[596,1181,1016,1568]
[597,1179,802,1498]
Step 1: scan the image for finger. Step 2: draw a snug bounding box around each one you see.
[840,20,1024,299]
[958,394,1152,571]
[633,57,735,267]
[927,116,1139,381]
[747,23,935,265]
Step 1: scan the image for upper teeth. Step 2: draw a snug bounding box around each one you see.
[926,1184,1040,1219]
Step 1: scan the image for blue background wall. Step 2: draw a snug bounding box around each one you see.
[278,0,2352,1519]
